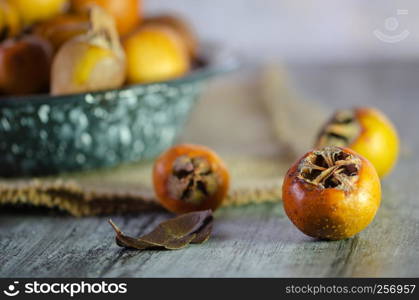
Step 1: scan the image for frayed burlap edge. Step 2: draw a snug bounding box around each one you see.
[0,179,282,217]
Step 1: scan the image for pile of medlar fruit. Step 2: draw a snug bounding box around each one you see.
[0,0,198,96]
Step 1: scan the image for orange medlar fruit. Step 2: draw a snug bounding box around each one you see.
[71,0,142,36]
[123,24,190,84]
[33,13,90,51]
[0,35,52,95]
[316,107,399,178]
[51,6,125,95]
[153,144,230,214]
[282,146,381,240]
[143,14,199,60]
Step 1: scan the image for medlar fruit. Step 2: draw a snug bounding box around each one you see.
[51,5,126,95]
[282,146,381,240]
[33,14,90,51]
[315,107,399,178]
[123,24,190,84]
[0,35,52,95]
[153,144,230,214]
[143,14,199,60]
[71,0,142,36]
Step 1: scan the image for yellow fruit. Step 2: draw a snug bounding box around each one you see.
[143,14,199,60]
[316,107,399,178]
[51,5,125,95]
[72,45,113,85]
[13,0,68,25]
[123,25,190,84]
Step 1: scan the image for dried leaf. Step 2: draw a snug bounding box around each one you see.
[109,210,213,250]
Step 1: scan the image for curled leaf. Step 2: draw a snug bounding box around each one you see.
[109,210,213,250]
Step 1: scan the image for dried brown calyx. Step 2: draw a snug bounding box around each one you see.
[298,147,360,190]
[167,155,218,205]
[316,109,361,147]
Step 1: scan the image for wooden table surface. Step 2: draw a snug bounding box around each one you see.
[1,62,418,278]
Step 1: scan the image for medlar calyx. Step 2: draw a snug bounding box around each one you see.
[298,146,360,191]
[167,155,218,205]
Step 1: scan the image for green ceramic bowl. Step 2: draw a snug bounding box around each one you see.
[0,44,238,177]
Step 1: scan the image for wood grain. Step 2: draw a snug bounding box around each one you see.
[1,62,419,277]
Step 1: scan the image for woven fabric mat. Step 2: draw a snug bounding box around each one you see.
[0,66,328,216]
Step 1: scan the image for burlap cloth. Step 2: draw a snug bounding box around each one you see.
[0,66,329,216]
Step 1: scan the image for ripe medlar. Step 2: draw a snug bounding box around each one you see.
[0,35,52,95]
[143,14,199,60]
[33,14,90,51]
[122,24,190,84]
[153,144,230,214]
[315,107,399,178]
[282,146,381,240]
[51,6,125,95]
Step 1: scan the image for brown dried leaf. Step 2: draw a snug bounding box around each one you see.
[108,210,213,250]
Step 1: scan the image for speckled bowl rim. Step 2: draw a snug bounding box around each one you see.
[0,43,240,107]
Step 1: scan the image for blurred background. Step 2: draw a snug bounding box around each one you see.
[1,0,415,176]
[145,0,419,63]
